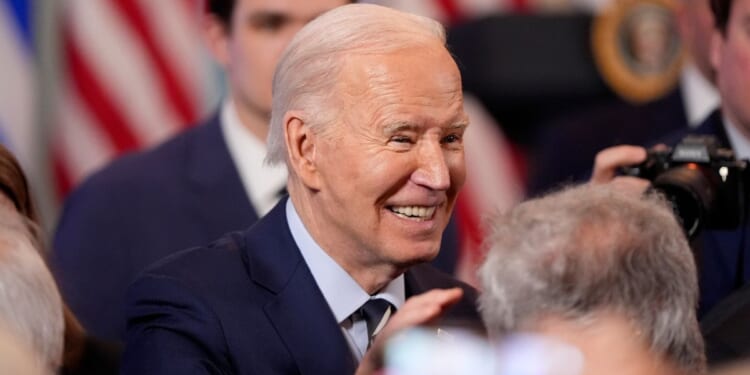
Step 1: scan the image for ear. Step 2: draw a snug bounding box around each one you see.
[284,112,322,190]
[710,29,724,73]
[203,14,231,68]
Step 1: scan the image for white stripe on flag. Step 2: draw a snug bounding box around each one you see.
[68,0,182,144]
[58,83,117,182]
[138,0,206,114]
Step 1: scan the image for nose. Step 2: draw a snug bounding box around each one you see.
[412,141,451,191]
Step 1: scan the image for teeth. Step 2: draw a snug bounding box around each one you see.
[389,206,437,220]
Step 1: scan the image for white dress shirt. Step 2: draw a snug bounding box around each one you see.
[724,116,750,161]
[681,63,720,128]
[221,100,288,216]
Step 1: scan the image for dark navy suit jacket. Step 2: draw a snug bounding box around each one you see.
[52,116,256,340]
[52,115,461,341]
[662,109,750,365]
[527,87,687,196]
[659,109,750,318]
[121,199,481,375]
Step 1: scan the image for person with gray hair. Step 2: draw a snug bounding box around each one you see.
[479,184,706,375]
[122,4,480,374]
[0,208,64,375]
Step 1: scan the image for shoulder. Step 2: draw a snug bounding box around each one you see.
[406,264,480,321]
[83,119,219,192]
[136,230,250,288]
[657,108,723,147]
[57,118,221,223]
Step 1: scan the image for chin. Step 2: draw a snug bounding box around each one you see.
[392,241,441,268]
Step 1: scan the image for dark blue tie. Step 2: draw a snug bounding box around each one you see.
[360,298,394,349]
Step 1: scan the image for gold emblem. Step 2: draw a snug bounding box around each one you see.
[592,0,684,103]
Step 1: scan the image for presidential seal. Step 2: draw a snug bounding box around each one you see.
[592,0,684,103]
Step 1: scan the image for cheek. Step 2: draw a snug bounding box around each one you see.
[447,152,467,188]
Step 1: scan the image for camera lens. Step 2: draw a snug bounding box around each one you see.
[652,165,716,238]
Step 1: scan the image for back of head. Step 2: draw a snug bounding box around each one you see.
[479,184,705,374]
[266,3,446,164]
[0,209,63,374]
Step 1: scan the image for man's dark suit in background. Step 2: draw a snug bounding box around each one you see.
[652,109,750,366]
[659,109,750,319]
[527,88,687,196]
[121,201,479,375]
[51,116,256,340]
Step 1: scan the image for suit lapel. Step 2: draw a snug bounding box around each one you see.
[185,115,259,237]
[242,202,357,375]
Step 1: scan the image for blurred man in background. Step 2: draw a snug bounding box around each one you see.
[527,0,719,196]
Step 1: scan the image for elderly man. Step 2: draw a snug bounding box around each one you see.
[121,4,480,374]
[479,184,706,375]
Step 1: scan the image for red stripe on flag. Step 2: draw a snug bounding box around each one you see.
[455,191,484,259]
[64,32,140,153]
[113,0,198,126]
[435,0,465,25]
[509,0,530,12]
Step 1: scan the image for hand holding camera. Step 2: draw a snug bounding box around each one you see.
[617,135,748,237]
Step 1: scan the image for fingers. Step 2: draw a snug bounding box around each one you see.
[381,288,463,336]
[590,145,648,184]
[608,176,652,197]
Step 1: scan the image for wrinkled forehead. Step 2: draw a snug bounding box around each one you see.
[335,43,463,103]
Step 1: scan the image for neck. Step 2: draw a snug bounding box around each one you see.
[288,183,403,295]
[231,91,270,142]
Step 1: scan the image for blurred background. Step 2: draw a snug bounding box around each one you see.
[0,0,707,249]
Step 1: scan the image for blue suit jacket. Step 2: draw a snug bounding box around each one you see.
[659,109,750,319]
[52,116,258,340]
[121,199,481,375]
[527,87,687,196]
[52,115,460,341]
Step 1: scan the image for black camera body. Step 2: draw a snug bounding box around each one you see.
[622,135,748,237]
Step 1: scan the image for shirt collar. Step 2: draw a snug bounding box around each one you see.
[723,114,750,161]
[680,62,720,128]
[221,99,287,216]
[285,199,405,323]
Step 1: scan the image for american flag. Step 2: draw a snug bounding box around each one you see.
[53,0,216,197]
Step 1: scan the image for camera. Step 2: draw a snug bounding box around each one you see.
[621,135,748,238]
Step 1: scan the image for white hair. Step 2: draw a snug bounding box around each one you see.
[0,210,63,375]
[266,3,447,165]
[479,184,706,374]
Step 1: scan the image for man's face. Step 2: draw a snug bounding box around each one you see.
[221,0,347,119]
[310,43,468,270]
[712,0,750,134]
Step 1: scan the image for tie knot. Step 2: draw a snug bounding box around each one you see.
[360,298,394,344]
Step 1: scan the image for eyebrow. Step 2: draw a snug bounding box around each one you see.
[382,121,469,134]
[382,121,417,134]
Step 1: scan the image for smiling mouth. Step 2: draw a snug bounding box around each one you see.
[387,205,437,221]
